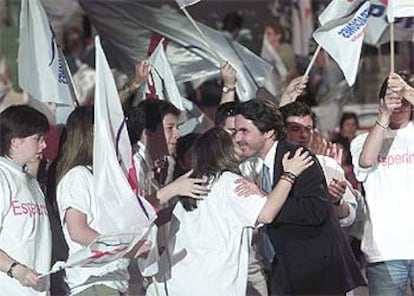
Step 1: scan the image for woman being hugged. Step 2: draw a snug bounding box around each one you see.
[147,127,313,296]
[0,105,51,295]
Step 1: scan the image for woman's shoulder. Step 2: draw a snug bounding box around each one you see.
[59,165,93,184]
[216,171,243,186]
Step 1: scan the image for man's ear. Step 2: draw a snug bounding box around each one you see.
[264,129,275,140]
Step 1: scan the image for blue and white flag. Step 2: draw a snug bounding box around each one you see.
[18,0,75,107]
[313,1,370,86]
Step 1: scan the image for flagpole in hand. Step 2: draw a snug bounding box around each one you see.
[303,44,322,79]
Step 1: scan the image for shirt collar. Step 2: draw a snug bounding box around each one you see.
[0,156,27,173]
[263,141,278,170]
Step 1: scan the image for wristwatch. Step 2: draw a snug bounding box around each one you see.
[222,85,236,94]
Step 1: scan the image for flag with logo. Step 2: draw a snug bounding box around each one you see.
[94,36,158,275]
[175,0,200,9]
[313,1,370,86]
[318,0,414,45]
[387,0,414,22]
[18,0,75,107]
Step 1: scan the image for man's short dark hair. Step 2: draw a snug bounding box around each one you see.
[215,102,238,127]
[279,101,316,127]
[0,105,49,156]
[135,100,181,133]
[125,106,146,145]
[234,98,284,139]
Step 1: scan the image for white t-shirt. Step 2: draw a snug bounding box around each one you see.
[0,157,51,295]
[351,122,414,263]
[56,166,130,295]
[147,172,267,296]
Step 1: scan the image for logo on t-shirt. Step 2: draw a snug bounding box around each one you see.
[378,153,414,168]
[11,200,48,217]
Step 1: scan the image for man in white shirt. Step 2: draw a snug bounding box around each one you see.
[351,72,414,295]
[279,101,358,227]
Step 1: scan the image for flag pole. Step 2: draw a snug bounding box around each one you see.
[181,7,224,62]
[58,48,80,107]
[303,44,322,79]
[390,22,395,73]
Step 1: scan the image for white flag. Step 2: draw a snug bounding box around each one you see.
[387,0,414,22]
[145,40,185,111]
[94,35,157,233]
[313,1,370,86]
[318,0,367,25]
[18,0,75,107]
[94,36,159,275]
[175,0,200,9]
[79,0,272,102]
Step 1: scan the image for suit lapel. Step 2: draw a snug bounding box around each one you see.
[272,140,285,187]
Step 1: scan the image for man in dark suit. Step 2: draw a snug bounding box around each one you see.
[234,98,364,295]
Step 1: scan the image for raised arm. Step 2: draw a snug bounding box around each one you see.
[219,61,237,104]
[279,75,308,108]
[359,73,406,168]
[119,60,150,104]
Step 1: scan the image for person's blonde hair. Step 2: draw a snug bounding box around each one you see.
[56,106,94,183]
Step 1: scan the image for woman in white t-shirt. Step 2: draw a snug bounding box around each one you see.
[56,106,208,296]
[56,106,132,296]
[146,127,313,296]
[0,105,52,295]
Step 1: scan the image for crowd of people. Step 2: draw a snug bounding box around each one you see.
[1,10,414,296]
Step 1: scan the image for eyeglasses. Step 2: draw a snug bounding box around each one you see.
[285,123,314,134]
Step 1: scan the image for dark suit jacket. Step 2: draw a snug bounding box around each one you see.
[267,139,365,295]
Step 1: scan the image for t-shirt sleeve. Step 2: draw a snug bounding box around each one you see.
[0,170,12,229]
[223,172,267,228]
[56,166,94,225]
[350,134,376,182]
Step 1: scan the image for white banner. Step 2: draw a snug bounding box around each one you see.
[145,40,185,111]
[314,1,370,86]
[387,0,414,22]
[79,0,272,101]
[18,0,75,107]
